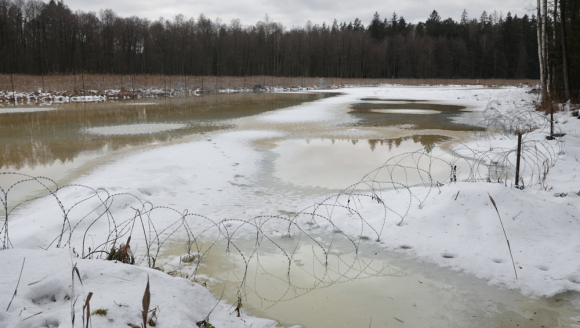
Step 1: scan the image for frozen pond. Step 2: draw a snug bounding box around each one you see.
[2,87,579,328]
[0,93,328,206]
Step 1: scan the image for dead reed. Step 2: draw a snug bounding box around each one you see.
[0,74,539,102]
[488,193,518,279]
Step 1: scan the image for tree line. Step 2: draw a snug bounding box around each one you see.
[0,0,577,98]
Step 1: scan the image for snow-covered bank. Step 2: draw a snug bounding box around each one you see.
[0,248,281,328]
[2,85,579,326]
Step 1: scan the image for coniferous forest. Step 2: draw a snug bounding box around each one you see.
[0,0,578,97]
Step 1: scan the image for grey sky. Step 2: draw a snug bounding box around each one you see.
[61,0,536,28]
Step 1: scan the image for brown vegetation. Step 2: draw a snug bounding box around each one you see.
[0,74,539,101]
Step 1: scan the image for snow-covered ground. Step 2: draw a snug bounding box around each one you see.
[2,85,579,327]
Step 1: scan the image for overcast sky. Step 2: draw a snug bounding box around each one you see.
[60,0,536,27]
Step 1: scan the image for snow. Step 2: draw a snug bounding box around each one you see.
[122,102,157,106]
[2,84,580,326]
[0,106,58,114]
[0,248,280,328]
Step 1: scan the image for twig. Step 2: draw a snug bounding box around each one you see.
[21,311,43,321]
[197,287,226,327]
[488,193,518,279]
[6,257,25,311]
[454,190,460,200]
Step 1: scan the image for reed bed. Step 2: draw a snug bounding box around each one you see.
[0,74,539,102]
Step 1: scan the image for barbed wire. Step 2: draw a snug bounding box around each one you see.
[0,100,563,305]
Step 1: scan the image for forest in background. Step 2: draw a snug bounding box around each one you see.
[0,0,578,98]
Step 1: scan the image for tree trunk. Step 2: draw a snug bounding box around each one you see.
[537,0,546,100]
[560,0,571,100]
[543,0,550,94]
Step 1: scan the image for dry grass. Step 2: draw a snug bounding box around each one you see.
[488,193,518,279]
[0,74,540,101]
[106,236,135,264]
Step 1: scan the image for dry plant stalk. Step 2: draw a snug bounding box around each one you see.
[488,193,518,279]
[83,292,93,328]
[6,257,25,311]
[142,275,151,328]
[234,289,243,317]
[71,263,83,326]
[107,236,135,264]
[147,307,159,327]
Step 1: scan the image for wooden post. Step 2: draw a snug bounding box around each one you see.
[515,131,522,188]
[42,74,45,93]
[201,76,204,97]
[550,105,554,138]
[184,75,187,98]
[82,73,85,99]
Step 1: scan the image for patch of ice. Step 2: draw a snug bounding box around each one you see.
[371,109,442,114]
[86,123,187,135]
[0,107,57,114]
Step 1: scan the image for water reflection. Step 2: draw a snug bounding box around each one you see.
[349,102,482,131]
[359,98,427,102]
[165,238,576,328]
[0,93,327,170]
[273,135,452,190]
[367,135,450,152]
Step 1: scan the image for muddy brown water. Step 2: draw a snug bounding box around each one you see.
[0,93,329,170]
[162,237,580,328]
[2,91,579,328]
[349,102,484,131]
[0,93,336,212]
